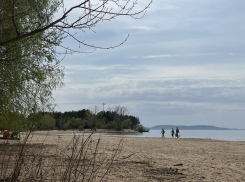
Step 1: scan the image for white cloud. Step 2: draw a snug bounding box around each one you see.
[64,64,137,71]
[52,0,245,128]
[138,64,245,80]
[128,26,156,31]
[54,76,245,113]
[142,54,178,58]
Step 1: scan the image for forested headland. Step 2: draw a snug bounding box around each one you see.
[32,106,148,132]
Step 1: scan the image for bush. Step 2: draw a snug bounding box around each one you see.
[0,132,125,181]
[106,120,116,129]
[38,114,56,130]
[122,119,132,129]
[68,117,83,129]
[137,124,149,133]
[96,117,106,129]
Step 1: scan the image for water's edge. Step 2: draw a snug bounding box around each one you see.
[59,130,245,142]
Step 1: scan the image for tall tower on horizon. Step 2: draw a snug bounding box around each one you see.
[102,103,106,112]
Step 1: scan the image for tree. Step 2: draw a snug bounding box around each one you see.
[122,118,132,129]
[0,0,153,51]
[68,117,82,129]
[129,116,140,129]
[38,114,56,130]
[109,105,129,131]
[58,116,66,130]
[0,34,64,131]
[84,106,99,130]
[83,110,93,129]
[0,0,64,130]
[96,114,106,129]
[0,0,152,131]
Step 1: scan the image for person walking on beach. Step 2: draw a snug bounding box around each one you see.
[176,127,180,138]
[171,128,175,138]
[161,128,165,138]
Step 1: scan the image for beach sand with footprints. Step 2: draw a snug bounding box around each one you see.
[1,130,245,181]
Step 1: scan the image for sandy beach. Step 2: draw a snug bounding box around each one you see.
[1,130,245,181]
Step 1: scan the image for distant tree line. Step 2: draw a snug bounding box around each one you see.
[34,106,144,131]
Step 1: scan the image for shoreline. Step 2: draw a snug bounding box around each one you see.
[51,130,245,142]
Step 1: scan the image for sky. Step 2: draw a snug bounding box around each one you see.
[53,0,245,129]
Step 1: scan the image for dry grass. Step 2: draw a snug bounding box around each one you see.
[0,133,125,181]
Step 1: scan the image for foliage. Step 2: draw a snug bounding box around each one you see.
[137,124,149,133]
[38,114,56,130]
[122,119,132,129]
[96,116,106,129]
[0,0,152,50]
[107,120,116,130]
[35,106,147,132]
[0,0,151,132]
[0,0,64,131]
[108,105,129,131]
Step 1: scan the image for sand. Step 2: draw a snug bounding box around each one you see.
[1,130,245,181]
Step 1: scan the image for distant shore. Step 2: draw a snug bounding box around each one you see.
[150,125,244,130]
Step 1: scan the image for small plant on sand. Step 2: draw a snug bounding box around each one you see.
[144,159,154,167]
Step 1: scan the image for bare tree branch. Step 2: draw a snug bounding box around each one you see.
[0,0,153,50]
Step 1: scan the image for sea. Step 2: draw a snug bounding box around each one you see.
[65,129,245,141]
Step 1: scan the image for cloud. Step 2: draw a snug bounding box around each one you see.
[142,54,178,58]
[189,53,218,56]
[52,0,245,128]
[138,64,245,80]
[54,62,245,123]
[128,26,156,31]
[54,77,245,107]
[134,53,218,59]
[64,64,137,71]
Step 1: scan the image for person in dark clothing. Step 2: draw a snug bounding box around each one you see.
[161,128,165,138]
[176,127,180,138]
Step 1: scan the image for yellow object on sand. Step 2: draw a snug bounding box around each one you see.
[3,130,9,138]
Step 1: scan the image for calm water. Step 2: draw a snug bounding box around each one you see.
[66,130,245,141]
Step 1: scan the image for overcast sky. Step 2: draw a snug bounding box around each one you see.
[53,0,245,129]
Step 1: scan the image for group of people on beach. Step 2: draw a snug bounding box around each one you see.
[161,127,180,138]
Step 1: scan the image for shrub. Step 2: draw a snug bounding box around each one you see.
[38,114,56,130]
[137,124,149,133]
[122,119,132,129]
[0,132,125,181]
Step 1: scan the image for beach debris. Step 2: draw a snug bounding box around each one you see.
[169,167,179,172]
[144,167,185,181]
[174,163,183,166]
